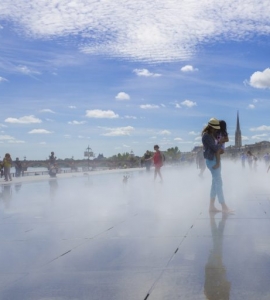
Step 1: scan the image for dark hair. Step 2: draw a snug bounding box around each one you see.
[219,120,227,133]
[154,145,159,149]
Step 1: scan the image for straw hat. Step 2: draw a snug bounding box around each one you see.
[208,118,220,129]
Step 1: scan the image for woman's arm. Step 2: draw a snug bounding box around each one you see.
[202,134,221,153]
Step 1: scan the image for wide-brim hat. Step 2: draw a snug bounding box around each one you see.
[208,118,220,129]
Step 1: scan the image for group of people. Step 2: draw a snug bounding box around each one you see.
[142,117,232,213]
[0,154,23,182]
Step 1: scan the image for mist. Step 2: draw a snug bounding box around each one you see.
[1,158,270,299]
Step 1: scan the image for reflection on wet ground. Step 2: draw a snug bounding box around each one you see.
[0,163,270,299]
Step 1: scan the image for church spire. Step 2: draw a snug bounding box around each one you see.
[235,111,242,148]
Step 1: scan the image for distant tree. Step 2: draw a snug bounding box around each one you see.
[109,152,130,161]
[166,147,181,161]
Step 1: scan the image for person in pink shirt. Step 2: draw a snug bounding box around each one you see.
[146,145,164,182]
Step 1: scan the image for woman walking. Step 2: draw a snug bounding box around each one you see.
[202,118,231,213]
[146,145,164,182]
[3,153,12,182]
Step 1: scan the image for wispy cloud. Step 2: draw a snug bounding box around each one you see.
[158,130,171,135]
[0,135,15,141]
[0,76,8,82]
[5,115,42,124]
[251,133,268,139]
[101,126,134,136]
[124,115,137,119]
[68,106,76,109]
[189,131,200,135]
[140,104,159,109]
[174,137,183,141]
[17,65,40,75]
[68,120,87,125]
[115,92,130,101]
[8,139,25,143]
[85,109,119,119]
[39,109,55,113]
[28,129,53,134]
[249,68,270,89]
[133,69,161,77]
[250,125,270,131]
[3,1,269,62]
[0,135,27,143]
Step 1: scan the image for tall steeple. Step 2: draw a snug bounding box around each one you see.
[235,111,242,148]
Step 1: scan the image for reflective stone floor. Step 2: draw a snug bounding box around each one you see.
[0,162,270,300]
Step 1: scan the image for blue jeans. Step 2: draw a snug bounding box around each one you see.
[205,158,225,204]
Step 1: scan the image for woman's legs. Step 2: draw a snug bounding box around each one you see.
[8,167,12,181]
[154,166,163,181]
[4,167,12,181]
[206,159,228,212]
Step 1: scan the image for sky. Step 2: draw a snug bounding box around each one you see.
[0,0,270,160]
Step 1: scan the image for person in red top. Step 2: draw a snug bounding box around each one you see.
[147,145,164,182]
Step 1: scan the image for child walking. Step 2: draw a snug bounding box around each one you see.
[212,120,229,169]
[146,145,164,182]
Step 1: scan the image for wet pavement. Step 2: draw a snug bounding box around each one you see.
[0,162,270,299]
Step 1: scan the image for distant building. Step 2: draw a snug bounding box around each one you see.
[235,111,242,148]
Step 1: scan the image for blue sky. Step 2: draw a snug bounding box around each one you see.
[0,0,270,160]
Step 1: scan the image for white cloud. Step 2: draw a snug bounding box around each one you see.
[248,104,255,109]
[64,134,71,138]
[0,124,7,128]
[249,68,270,89]
[123,144,130,148]
[181,100,197,108]
[1,1,270,63]
[39,109,55,113]
[0,76,8,82]
[115,92,130,101]
[242,135,249,141]
[101,126,134,136]
[28,129,53,134]
[39,142,47,144]
[174,137,183,141]
[252,134,268,140]
[195,136,202,141]
[17,65,40,75]
[68,106,76,109]
[68,120,87,125]
[250,125,270,132]
[159,130,171,135]
[175,103,181,109]
[8,139,25,143]
[5,115,42,124]
[181,65,198,72]
[0,135,15,141]
[85,109,119,119]
[0,135,25,144]
[189,131,199,135]
[133,69,161,77]
[140,104,159,109]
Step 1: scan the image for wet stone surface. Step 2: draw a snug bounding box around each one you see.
[0,162,270,299]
